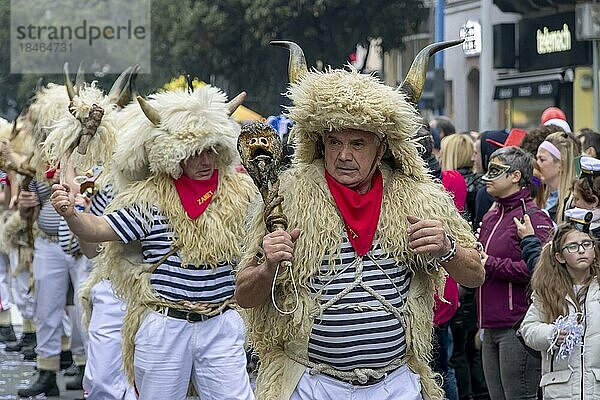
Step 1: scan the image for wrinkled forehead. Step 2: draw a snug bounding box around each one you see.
[323,129,382,142]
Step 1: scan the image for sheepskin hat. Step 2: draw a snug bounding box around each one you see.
[42,82,119,170]
[111,85,245,181]
[274,40,462,170]
[287,68,421,165]
[28,83,70,146]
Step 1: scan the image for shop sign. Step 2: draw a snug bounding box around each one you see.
[459,20,481,56]
[519,12,591,72]
[536,24,571,55]
[493,80,559,100]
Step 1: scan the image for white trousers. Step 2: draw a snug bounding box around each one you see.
[134,308,254,400]
[84,279,135,400]
[0,251,12,311]
[33,237,87,359]
[290,365,423,400]
[68,258,91,359]
[9,249,35,320]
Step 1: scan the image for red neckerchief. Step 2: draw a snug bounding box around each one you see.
[45,163,58,179]
[173,170,219,219]
[325,169,383,256]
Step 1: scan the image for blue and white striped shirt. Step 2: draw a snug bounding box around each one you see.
[28,180,61,236]
[103,205,235,304]
[307,235,411,371]
[58,184,115,255]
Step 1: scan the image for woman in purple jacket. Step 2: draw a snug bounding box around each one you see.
[477,146,553,400]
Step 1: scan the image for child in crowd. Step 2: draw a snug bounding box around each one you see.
[516,156,600,271]
[519,210,600,399]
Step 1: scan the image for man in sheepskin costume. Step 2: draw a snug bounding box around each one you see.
[235,41,485,400]
[51,84,257,399]
[39,66,136,398]
[10,82,91,398]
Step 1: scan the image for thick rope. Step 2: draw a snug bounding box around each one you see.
[287,350,406,384]
[149,297,237,316]
[292,250,409,383]
[264,180,299,315]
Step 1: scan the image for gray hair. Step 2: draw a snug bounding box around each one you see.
[490,146,534,187]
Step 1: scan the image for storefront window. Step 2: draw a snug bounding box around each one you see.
[511,97,554,129]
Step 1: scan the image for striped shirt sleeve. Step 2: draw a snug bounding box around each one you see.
[58,217,80,255]
[28,180,51,205]
[90,184,114,216]
[103,205,151,243]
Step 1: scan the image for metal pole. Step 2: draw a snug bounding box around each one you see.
[479,0,493,131]
[594,39,599,132]
[435,0,445,69]
[434,0,445,115]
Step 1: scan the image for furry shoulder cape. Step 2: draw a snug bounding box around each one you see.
[238,160,476,400]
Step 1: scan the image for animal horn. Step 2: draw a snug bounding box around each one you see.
[136,95,161,126]
[186,74,194,93]
[74,61,85,95]
[64,62,75,100]
[35,77,44,93]
[270,40,308,84]
[116,65,140,108]
[108,66,133,103]
[226,92,246,116]
[399,39,464,103]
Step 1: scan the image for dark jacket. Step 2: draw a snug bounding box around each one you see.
[457,167,483,230]
[473,130,509,231]
[519,235,542,273]
[477,188,553,329]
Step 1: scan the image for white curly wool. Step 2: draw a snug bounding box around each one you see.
[42,82,118,170]
[29,84,70,145]
[0,117,11,140]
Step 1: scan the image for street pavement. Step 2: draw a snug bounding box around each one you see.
[1,334,257,399]
[0,341,83,400]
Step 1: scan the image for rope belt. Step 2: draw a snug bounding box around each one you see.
[149,297,237,318]
[287,351,406,385]
[38,230,59,244]
[137,246,238,318]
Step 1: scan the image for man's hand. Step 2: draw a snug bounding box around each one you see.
[513,214,535,239]
[262,228,301,269]
[17,191,38,210]
[50,183,75,217]
[407,215,451,258]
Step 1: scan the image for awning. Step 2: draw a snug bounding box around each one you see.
[231,105,262,122]
[493,71,564,100]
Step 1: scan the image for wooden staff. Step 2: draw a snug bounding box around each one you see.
[237,122,298,315]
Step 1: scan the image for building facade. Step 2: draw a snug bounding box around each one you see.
[444,0,593,133]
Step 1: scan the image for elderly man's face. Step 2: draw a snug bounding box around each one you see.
[324,129,384,193]
[181,149,217,181]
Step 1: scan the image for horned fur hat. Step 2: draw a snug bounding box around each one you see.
[42,82,118,170]
[110,85,246,182]
[42,64,136,170]
[273,40,462,173]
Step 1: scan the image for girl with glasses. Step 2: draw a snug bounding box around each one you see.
[519,221,600,399]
